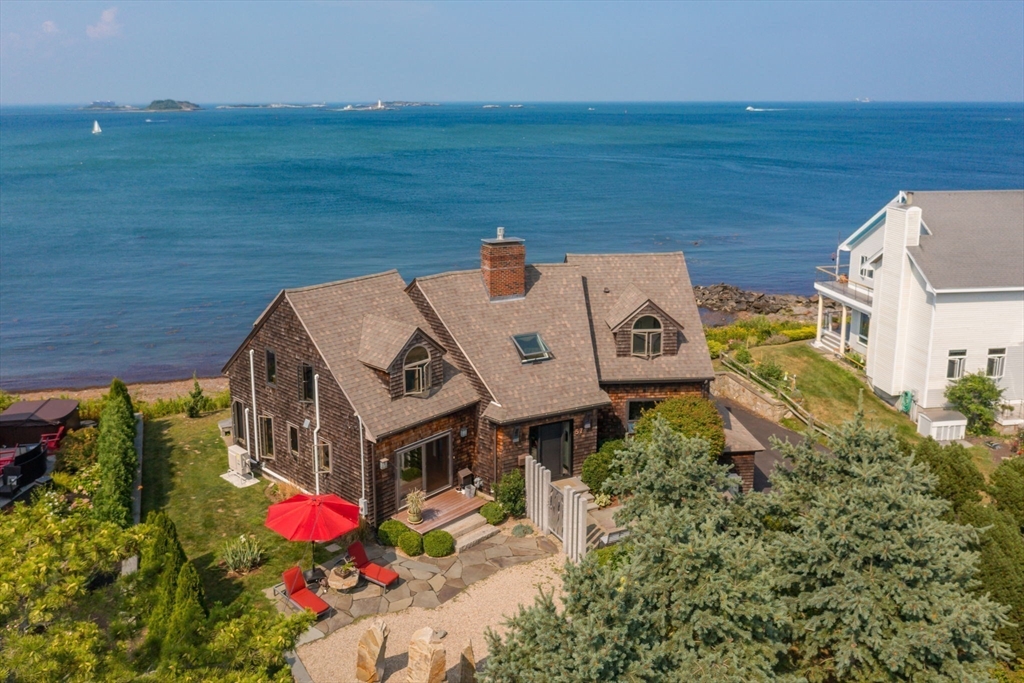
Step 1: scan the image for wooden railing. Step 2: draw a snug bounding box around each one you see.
[720,356,833,440]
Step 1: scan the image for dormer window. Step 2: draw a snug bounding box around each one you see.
[404,346,430,395]
[512,332,551,363]
[632,316,662,359]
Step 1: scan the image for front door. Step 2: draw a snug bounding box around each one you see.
[396,433,451,509]
[533,421,572,479]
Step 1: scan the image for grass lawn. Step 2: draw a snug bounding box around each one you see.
[750,342,921,443]
[142,410,331,608]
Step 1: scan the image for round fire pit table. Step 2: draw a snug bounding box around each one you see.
[327,566,360,592]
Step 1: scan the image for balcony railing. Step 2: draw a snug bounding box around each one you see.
[814,265,873,307]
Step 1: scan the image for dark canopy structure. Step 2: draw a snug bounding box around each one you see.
[0,399,80,447]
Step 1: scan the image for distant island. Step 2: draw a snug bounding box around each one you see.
[145,99,200,111]
[81,100,201,112]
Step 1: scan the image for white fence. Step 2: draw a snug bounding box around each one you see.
[524,456,588,563]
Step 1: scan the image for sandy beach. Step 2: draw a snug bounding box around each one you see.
[12,376,229,402]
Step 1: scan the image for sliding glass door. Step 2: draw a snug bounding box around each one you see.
[396,433,452,509]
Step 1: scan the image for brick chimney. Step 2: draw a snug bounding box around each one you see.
[481,227,526,300]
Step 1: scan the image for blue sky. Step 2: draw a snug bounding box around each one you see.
[1,1,1022,104]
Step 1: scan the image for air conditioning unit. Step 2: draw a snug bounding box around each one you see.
[227,444,252,478]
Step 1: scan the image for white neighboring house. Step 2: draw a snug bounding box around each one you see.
[813,190,1024,440]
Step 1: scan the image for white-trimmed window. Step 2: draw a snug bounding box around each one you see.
[947,350,966,380]
[317,439,331,473]
[858,313,870,345]
[632,316,662,359]
[987,348,1006,379]
[259,415,275,459]
[232,401,246,446]
[859,255,874,280]
[288,424,299,456]
[404,346,430,395]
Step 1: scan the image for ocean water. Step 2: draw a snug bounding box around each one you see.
[1,103,1022,390]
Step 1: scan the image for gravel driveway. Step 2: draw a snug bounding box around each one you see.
[298,553,565,682]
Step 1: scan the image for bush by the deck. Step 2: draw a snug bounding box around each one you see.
[423,530,455,557]
[398,531,423,557]
[480,501,506,525]
[632,396,726,456]
[496,469,526,518]
[377,519,410,547]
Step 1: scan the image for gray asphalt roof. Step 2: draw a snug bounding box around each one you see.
[902,190,1024,291]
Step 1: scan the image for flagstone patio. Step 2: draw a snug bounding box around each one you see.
[267,529,558,636]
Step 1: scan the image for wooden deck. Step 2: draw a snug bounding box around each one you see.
[392,488,486,534]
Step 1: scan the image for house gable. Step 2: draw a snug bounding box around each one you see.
[612,300,682,357]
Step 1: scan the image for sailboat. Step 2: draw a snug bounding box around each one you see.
[92,121,102,135]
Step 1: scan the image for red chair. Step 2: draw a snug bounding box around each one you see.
[39,426,65,453]
[348,541,399,591]
[281,566,331,618]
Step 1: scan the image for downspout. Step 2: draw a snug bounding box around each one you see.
[313,374,321,495]
[356,414,367,517]
[249,350,260,462]
[244,407,252,456]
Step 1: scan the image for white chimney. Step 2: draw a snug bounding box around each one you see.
[497,226,505,240]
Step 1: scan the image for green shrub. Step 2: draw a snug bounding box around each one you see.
[707,340,726,359]
[991,457,1024,531]
[398,531,423,556]
[582,449,614,492]
[632,396,726,456]
[0,389,19,413]
[55,427,98,473]
[755,359,785,385]
[594,492,612,508]
[913,440,985,516]
[734,347,753,364]
[185,374,204,418]
[512,523,533,537]
[782,325,817,342]
[221,534,265,574]
[377,519,410,546]
[423,530,455,557]
[163,561,207,662]
[496,469,526,518]
[945,371,1005,435]
[590,543,629,570]
[481,501,506,525]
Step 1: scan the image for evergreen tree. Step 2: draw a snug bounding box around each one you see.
[93,380,138,528]
[770,415,1011,681]
[486,421,793,682]
[992,458,1024,532]
[913,438,986,516]
[185,373,204,419]
[144,515,188,651]
[162,561,207,665]
[960,503,1024,661]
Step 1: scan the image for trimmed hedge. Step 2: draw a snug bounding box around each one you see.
[496,469,526,518]
[423,530,455,557]
[480,501,506,525]
[398,531,423,557]
[377,519,410,547]
[632,396,726,456]
[581,439,624,492]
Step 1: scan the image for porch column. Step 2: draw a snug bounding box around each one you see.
[838,304,848,356]
[815,295,824,345]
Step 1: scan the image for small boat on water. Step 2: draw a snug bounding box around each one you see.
[92,120,102,134]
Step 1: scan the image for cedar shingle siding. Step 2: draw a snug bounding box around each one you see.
[224,241,732,524]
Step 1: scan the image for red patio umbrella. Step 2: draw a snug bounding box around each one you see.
[265,493,360,568]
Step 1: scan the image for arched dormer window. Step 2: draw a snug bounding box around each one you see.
[632,316,662,359]
[403,346,430,396]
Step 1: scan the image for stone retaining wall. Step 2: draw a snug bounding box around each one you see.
[711,371,790,423]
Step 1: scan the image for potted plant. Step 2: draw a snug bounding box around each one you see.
[406,488,426,525]
[338,559,356,577]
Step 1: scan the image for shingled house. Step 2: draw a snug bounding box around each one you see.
[223,231,734,524]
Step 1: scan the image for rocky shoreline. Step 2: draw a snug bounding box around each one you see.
[695,283,834,316]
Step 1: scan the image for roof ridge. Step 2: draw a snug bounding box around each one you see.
[566,251,685,257]
[285,269,400,294]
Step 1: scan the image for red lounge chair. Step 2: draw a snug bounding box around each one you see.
[348,541,399,591]
[39,426,65,453]
[281,566,331,618]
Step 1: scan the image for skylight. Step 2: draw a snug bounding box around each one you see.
[512,332,551,363]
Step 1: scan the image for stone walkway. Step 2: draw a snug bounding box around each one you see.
[270,529,557,636]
